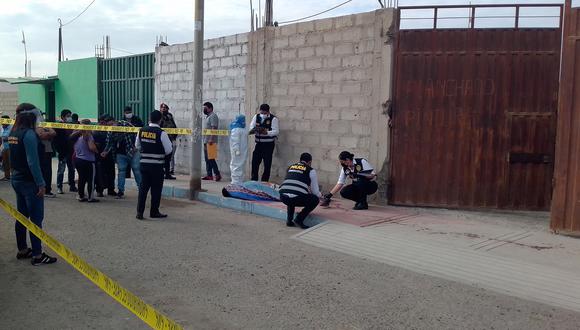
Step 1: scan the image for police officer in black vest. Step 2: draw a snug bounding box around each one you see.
[321,151,378,210]
[135,111,173,220]
[249,104,279,182]
[279,153,322,229]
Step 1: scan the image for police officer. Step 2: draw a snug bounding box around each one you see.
[135,110,173,220]
[249,103,279,182]
[321,151,378,210]
[279,153,321,229]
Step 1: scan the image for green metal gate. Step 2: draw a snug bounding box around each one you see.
[99,53,154,122]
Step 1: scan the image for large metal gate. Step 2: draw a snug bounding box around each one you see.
[390,4,563,210]
[99,53,154,121]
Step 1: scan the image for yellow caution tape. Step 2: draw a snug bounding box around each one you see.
[202,129,230,136]
[0,118,230,136]
[0,198,183,330]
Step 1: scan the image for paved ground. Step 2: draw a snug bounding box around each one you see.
[2,181,580,329]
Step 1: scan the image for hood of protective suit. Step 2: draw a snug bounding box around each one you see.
[230,115,246,130]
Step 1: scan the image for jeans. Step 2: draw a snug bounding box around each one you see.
[117,153,141,193]
[204,144,220,177]
[11,180,44,256]
[251,142,275,182]
[2,149,10,179]
[57,153,76,189]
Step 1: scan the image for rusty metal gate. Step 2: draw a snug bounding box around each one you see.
[390,4,563,210]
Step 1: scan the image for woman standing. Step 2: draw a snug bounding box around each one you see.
[71,119,99,202]
[10,103,57,265]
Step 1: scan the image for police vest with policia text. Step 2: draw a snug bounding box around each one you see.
[139,126,165,166]
[279,162,312,196]
[342,158,372,182]
[254,114,276,143]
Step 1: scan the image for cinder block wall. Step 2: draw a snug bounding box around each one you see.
[155,33,249,177]
[155,9,395,201]
[0,92,18,117]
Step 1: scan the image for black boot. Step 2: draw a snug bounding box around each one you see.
[293,216,310,229]
[286,219,296,227]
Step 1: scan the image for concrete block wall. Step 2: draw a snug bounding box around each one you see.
[155,33,249,176]
[0,92,18,117]
[245,9,396,197]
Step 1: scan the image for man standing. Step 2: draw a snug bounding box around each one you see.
[33,109,57,198]
[159,103,177,180]
[123,106,144,128]
[54,109,77,194]
[1,115,12,180]
[135,110,172,220]
[201,102,221,181]
[101,118,142,199]
[94,114,116,197]
[249,103,279,182]
[279,153,321,229]
[321,151,378,210]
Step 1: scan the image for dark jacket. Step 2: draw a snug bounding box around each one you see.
[160,111,177,141]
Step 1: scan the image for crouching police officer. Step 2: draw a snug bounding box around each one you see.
[279,153,321,229]
[321,151,378,210]
[135,110,173,220]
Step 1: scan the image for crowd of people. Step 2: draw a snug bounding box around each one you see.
[1,100,379,266]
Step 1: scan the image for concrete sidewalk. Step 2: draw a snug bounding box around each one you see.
[122,175,580,314]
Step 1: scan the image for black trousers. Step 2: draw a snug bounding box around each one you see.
[41,152,54,194]
[280,193,319,223]
[137,165,165,216]
[204,144,220,177]
[96,156,116,194]
[75,158,95,200]
[340,180,378,203]
[251,142,275,182]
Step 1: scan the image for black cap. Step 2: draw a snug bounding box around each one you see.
[300,152,312,163]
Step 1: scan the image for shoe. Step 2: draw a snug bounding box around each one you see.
[115,192,125,199]
[69,187,78,192]
[31,253,57,266]
[107,190,118,196]
[215,174,222,182]
[45,192,56,198]
[57,188,64,194]
[293,217,310,229]
[136,214,144,220]
[150,213,167,218]
[201,176,213,180]
[16,248,33,260]
[87,199,100,203]
[165,175,176,180]
[97,192,105,197]
[169,171,175,175]
[77,196,88,202]
[286,220,296,227]
[353,201,368,210]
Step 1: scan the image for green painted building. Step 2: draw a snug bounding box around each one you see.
[14,54,153,122]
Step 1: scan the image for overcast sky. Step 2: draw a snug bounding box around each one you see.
[0,0,565,78]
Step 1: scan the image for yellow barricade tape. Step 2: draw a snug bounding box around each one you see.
[0,118,230,136]
[0,198,183,330]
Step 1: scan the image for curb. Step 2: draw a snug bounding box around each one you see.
[125,179,326,227]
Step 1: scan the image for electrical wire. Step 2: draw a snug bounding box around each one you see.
[277,0,353,25]
[110,47,136,55]
[61,0,97,27]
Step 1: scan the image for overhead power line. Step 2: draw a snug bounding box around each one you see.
[110,47,136,55]
[277,0,353,25]
[61,0,97,27]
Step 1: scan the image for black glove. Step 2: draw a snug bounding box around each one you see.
[324,193,333,199]
[320,193,333,207]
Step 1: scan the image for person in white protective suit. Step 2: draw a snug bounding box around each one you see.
[229,115,248,184]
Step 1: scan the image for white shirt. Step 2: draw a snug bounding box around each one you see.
[337,158,375,185]
[250,114,279,137]
[135,123,173,155]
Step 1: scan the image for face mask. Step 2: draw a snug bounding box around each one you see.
[125,113,133,119]
[65,117,72,123]
[259,114,268,119]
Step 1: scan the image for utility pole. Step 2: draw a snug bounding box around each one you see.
[21,31,28,77]
[189,0,204,197]
[265,0,273,26]
[58,19,63,62]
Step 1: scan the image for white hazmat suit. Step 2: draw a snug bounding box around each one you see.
[229,115,248,184]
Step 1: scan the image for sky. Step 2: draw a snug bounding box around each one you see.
[0,0,566,78]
